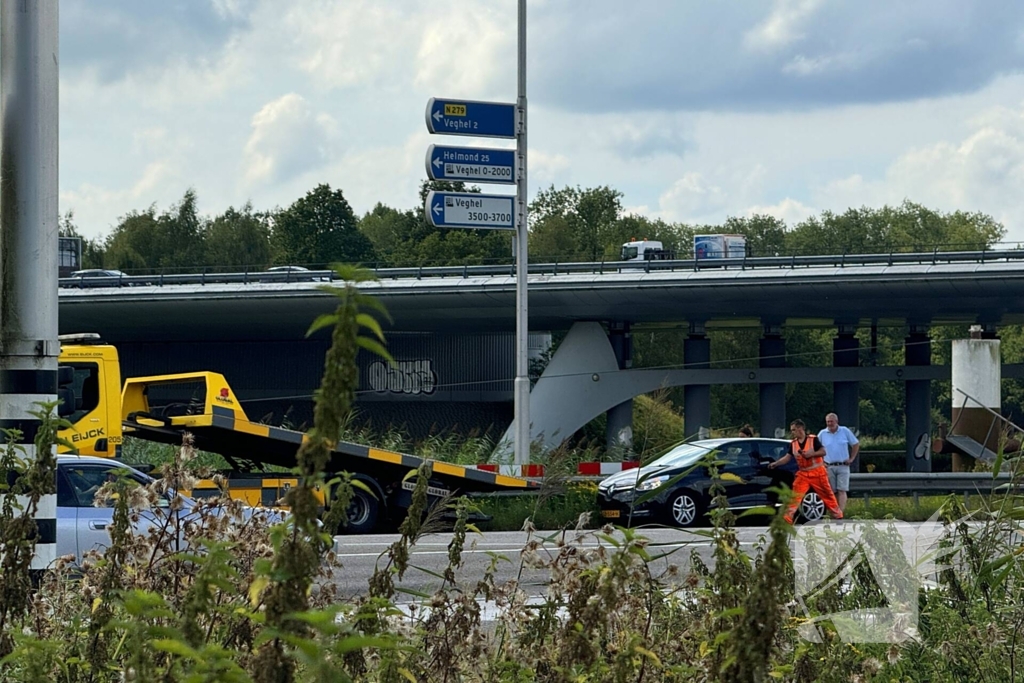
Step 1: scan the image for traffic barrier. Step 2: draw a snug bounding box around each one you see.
[58,249,1024,289]
[472,461,640,478]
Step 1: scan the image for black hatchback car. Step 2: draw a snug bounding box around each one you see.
[597,438,826,527]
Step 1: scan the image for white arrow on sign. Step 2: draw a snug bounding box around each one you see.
[432,157,442,169]
[432,202,443,216]
[432,110,443,122]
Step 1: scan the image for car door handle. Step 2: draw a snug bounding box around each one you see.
[88,520,108,531]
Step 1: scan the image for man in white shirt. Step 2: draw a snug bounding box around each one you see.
[818,412,859,513]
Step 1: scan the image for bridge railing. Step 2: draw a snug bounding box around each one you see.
[58,248,1024,288]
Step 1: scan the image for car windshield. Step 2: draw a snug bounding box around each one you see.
[646,442,724,469]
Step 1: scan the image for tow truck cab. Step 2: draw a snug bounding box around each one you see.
[57,334,123,458]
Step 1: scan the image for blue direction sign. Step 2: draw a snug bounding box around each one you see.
[425,98,516,139]
[425,191,515,230]
[426,144,516,185]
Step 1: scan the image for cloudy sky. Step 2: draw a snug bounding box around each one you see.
[59,0,1024,241]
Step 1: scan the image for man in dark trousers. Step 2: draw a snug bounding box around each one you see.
[768,419,844,524]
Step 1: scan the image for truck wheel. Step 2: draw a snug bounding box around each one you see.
[343,488,379,534]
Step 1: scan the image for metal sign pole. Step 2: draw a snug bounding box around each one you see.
[513,0,529,466]
[0,0,59,571]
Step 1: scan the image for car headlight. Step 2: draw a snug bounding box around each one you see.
[636,475,670,491]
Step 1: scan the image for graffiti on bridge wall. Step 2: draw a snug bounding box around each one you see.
[367,359,437,395]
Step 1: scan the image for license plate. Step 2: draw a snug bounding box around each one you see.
[601,509,621,519]
[401,480,451,498]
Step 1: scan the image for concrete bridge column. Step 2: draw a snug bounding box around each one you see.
[833,324,861,472]
[606,322,634,457]
[759,324,786,439]
[683,322,711,440]
[905,325,932,472]
[951,326,1001,472]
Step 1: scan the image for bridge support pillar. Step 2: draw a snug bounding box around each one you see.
[905,326,932,472]
[833,325,861,472]
[683,322,711,440]
[759,325,786,439]
[606,322,634,458]
[951,327,1002,472]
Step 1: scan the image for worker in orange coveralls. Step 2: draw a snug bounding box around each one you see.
[768,419,844,524]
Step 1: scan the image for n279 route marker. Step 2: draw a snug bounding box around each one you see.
[425,98,516,139]
[425,191,515,230]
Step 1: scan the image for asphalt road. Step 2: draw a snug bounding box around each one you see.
[329,525,778,599]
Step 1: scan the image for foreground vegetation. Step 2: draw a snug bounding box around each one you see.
[7,426,1024,681]
[5,268,1024,681]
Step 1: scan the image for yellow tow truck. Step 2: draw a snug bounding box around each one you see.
[56,334,537,532]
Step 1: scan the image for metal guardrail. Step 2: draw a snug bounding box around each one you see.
[848,472,1021,496]
[58,248,1024,289]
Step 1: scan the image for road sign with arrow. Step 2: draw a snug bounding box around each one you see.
[426,144,516,184]
[425,98,516,139]
[425,191,515,230]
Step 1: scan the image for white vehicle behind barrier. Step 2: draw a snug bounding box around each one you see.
[620,239,675,261]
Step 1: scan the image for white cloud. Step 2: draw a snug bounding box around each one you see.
[242,93,339,187]
[61,161,179,232]
[657,173,728,222]
[414,1,513,97]
[530,150,570,186]
[814,104,1024,237]
[210,0,253,20]
[782,52,864,77]
[744,0,823,52]
[745,198,816,225]
[597,116,691,159]
[284,1,415,90]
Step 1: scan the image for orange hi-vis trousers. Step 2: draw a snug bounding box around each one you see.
[784,465,844,524]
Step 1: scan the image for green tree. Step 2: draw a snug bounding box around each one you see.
[272,184,376,267]
[103,206,161,272]
[58,210,78,238]
[718,214,787,257]
[784,201,1004,255]
[161,188,205,269]
[357,181,510,267]
[359,203,419,265]
[58,209,105,268]
[102,189,207,273]
[204,203,272,270]
[529,185,623,262]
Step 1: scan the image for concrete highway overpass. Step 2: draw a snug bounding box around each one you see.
[59,254,1024,340]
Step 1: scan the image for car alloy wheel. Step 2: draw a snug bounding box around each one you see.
[800,492,825,522]
[670,491,699,527]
